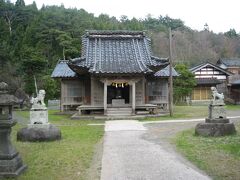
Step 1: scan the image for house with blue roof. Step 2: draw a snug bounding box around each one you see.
[51,30,177,115]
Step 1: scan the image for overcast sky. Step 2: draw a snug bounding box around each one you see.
[18,0,240,33]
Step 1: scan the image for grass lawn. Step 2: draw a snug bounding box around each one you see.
[10,110,104,180]
[141,105,240,121]
[226,104,240,110]
[141,105,208,121]
[174,122,240,180]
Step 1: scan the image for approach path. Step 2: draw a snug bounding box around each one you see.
[101,120,211,180]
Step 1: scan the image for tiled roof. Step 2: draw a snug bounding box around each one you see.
[196,78,221,85]
[51,60,76,78]
[69,30,169,74]
[219,58,240,67]
[154,65,179,77]
[190,62,232,76]
[231,79,240,85]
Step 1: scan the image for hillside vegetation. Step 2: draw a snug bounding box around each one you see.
[1,0,240,99]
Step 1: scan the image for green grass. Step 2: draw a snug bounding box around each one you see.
[226,105,240,110]
[10,111,104,180]
[141,105,208,121]
[174,123,240,180]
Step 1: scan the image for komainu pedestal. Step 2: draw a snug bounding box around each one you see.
[195,87,236,137]
[17,90,61,142]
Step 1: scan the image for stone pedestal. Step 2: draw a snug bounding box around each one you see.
[17,124,61,142]
[195,101,236,137]
[17,105,61,142]
[0,82,27,178]
[30,108,48,124]
[0,120,27,179]
[0,120,27,178]
[195,122,236,137]
[208,103,226,119]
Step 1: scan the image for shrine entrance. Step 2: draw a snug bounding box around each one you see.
[107,83,130,106]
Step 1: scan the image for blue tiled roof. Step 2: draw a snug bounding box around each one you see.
[232,79,240,85]
[51,60,76,78]
[219,58,240,67]
[154,65,178,77]
[69,30,169,74]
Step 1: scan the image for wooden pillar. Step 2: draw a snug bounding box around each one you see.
[132,82,136,114]
[60,79,63,112]
[104,80,107,115]
[91,77,94,106]
[142,78,145,104]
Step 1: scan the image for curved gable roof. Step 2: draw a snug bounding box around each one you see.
[190,62,233,76]
[69,30,169,75]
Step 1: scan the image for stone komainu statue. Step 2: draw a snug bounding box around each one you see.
[31,90,46,106]
[211,87,224,101]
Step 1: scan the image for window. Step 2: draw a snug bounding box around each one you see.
[63,80,84,104]
[147,80,167,102]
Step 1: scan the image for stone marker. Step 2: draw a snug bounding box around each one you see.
[0,82,27,178]
[195,87,236,137]
[17,89,61,142]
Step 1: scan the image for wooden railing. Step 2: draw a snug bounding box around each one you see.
[63,97,83,104]
[148,96,168,103]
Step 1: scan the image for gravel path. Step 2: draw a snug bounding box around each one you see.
[101,120,211,180]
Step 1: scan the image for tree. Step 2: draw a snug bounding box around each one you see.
[0,1,16,35]
[15,0,25,7]
[20,47,47,95]
[224,29,238,38]
[173,64,196,103]
[41,75,60,101]
[55,30,78,59]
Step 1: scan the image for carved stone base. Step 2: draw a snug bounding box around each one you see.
[0,153,27,178]
[208,105,226,119]
[205,118,229,123]
[17,124,61,142]
[195,122,236,137]
[30,109,48,125]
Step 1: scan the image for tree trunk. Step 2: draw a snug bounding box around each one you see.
[63,47,65,60]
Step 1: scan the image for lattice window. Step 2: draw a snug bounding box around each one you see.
[147,80,167,103]
[63,80,84,104]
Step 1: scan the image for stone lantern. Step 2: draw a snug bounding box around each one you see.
[0,82,27,178]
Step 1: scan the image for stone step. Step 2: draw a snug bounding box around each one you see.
[107,110,132,114]
[107,109,132,112]
[107,108,131,112]
[106,114,132,116]
[136,111,149,115]
[107,108,132,111]
[106,108,132,116]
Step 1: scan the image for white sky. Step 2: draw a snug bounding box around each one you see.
[18,0,240,33]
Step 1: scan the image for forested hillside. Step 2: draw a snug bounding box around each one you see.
[0,0,240,100]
